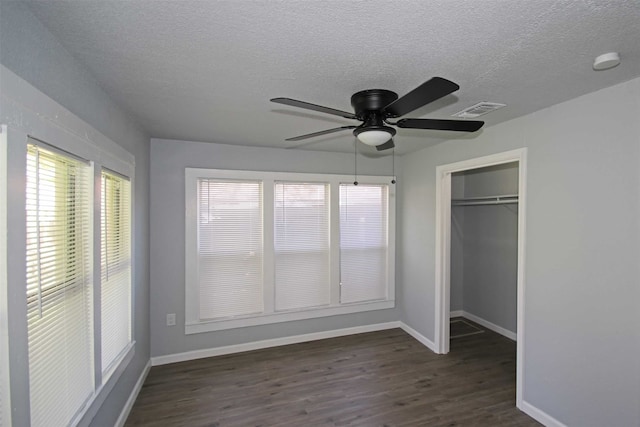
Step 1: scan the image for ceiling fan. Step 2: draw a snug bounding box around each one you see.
[271,77,484,151]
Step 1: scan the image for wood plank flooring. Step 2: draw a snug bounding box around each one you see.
[126,320,540,426]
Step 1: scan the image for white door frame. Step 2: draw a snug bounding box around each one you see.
[434,148,527,408]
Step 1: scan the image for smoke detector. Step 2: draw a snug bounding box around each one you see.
[593,52,620,71]
[452,102,506,119]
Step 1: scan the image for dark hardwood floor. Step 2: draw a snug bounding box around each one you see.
[126,320,540,426]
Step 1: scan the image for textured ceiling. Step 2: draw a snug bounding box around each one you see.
[26,0,640,155]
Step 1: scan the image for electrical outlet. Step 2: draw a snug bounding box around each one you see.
[166,313,176,326]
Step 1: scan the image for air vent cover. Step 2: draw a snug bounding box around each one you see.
[452,102,506,118]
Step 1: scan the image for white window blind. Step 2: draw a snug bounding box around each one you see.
[26,144,94,427]
[197,179,263,320]
[339,184,389,303]
[101,170,131,377]
[274,182,330,311]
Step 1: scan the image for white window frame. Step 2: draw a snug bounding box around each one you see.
[185,168,395,334]
[0,125,12,427]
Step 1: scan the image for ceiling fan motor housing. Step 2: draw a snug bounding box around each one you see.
[350,89,398,117]
[351,89,398,137]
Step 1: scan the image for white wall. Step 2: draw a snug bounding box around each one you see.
[400,77,640,426]
[0,3,150,426]
[149,138,400,357]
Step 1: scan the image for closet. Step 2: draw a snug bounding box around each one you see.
[450,162,519,341]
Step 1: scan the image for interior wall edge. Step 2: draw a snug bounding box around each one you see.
[114,360,152,427]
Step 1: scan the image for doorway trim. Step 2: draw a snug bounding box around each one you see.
[434,148,527,408]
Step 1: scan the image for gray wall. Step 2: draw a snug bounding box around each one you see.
[454,163,519,333]
[400,77,640,426]
[150,138,400,357]
[0,2,150,426]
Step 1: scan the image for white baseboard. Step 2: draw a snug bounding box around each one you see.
[449,310,464,318]
[458,311,517,341]
[398,322,437,353]
[115,360,151,427]
[520,400,567,427]
[151,321,402,366]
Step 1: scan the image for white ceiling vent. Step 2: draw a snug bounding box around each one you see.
[452,102,506,118]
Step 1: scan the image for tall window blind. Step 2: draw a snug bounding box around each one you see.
[101,170,131,376]
[197,179,263,320]
[274,182,330,311]
[339,184,389,303]
[26,144,93,427]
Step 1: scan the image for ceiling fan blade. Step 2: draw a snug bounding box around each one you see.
[284,126,357,141]
[396,118,484,132]
[271,97,357,119]
[383,77,459,118]
[375,140,395,151]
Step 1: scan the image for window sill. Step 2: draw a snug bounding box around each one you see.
[185,300,395,334]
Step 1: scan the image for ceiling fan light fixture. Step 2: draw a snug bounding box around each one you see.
[353,126,396,146]
[357,130,392,146]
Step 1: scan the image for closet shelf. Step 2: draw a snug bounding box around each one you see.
[451,194,518,206]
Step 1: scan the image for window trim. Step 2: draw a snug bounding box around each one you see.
[185,168,395,334]
[0,125,12,427]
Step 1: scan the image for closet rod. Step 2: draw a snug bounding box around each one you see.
[452,199,518,206]
[451,194,518,206]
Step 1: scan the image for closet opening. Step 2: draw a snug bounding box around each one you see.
[434,148,527,410]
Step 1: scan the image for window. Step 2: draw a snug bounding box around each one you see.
[4,75,136,426]
[340,184,389,303]
[101,170,132,377]
[26,144,93,426]
[185,169,395,333]
[19,138,134,427]
[197,179,263,320]
[274,182,330,311]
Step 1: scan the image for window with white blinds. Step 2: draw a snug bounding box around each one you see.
[26,144,94,427]
[185,169,395,333]
[197,179,263,320]
[101,170,132,377]
[340,184,389,303]
[274,182,330,311]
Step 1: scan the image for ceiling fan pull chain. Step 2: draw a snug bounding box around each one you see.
[353,140,358,186]
[392,149,396,184]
